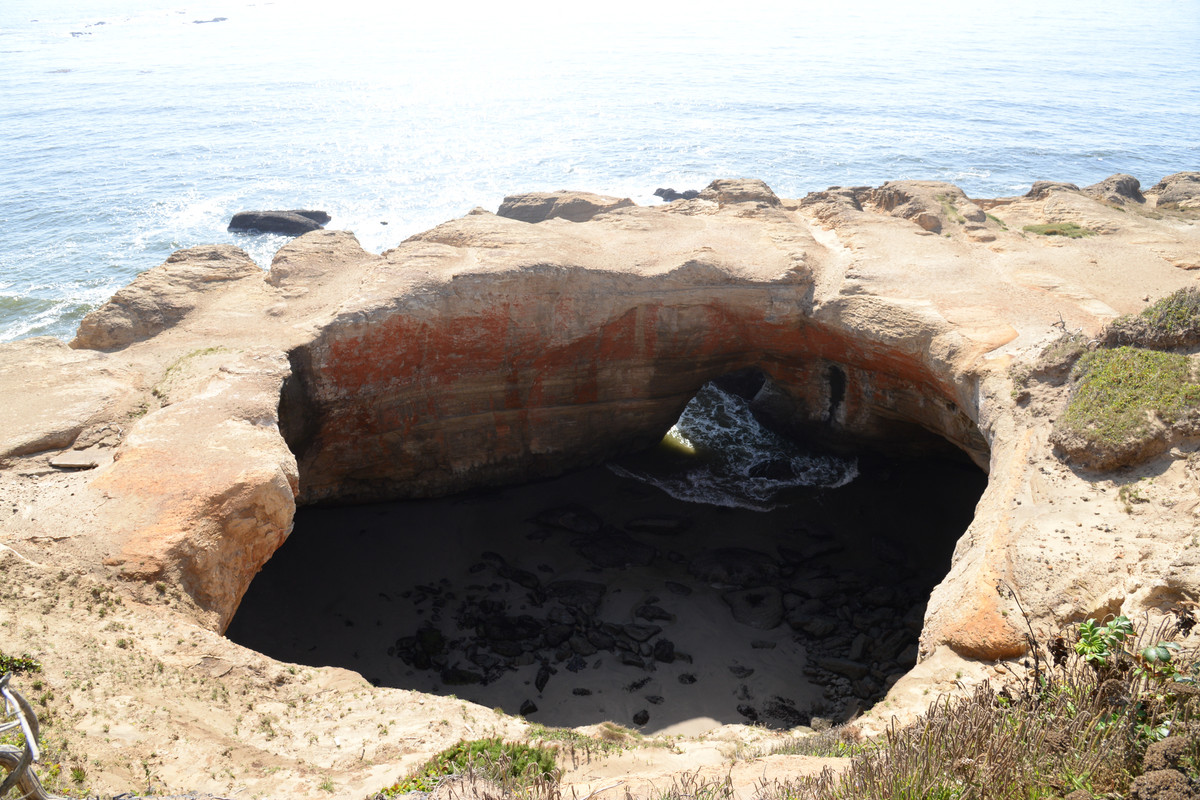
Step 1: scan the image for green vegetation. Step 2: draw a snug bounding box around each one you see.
[0,651,42,675]
[1054,346,1200,461]
[936,194,966,224]
[985,213,1008,231]
[1022,221,1097,238]
[375,737,558,797]
[770,615,1200,800]
[1105,286,1200,349]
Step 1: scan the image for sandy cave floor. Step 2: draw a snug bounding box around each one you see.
[227,454,986,738]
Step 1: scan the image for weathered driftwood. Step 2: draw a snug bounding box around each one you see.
[1,672,61,800]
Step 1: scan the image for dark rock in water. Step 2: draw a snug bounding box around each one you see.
[535,664,552,693]
[573,531,656,568]
[632,709,650,726]
[652,639,676,664]
[532,504,603,534]
[228,210,328,235]
[520,699,538,716]
[546,580,607,614]
[566,655,587,672]
[678,673,697,685]
[729,665,755,679]
[653,188,701,202]
[748,458,794,480]
[737,704,759,722]
[572,687,593,696]
[723,587,785,630]
[646,695,664,705]
[441,667,484,685]
[624,515,692,535]
[690,548,780,586]
[635,604,675,623]
[665,581,693,596]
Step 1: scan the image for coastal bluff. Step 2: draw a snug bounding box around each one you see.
[4,174,1200,795]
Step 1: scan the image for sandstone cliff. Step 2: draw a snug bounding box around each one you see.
[3,174,1200,795]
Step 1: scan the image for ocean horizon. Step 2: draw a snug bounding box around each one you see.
[2,0,1198,342]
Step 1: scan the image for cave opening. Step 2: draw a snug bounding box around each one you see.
[226,367,987,735]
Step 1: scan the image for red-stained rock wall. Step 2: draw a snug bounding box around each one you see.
[281,270,987,506]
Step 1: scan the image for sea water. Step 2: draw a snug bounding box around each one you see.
[1,0,1197,505]
[1,0,1198,343]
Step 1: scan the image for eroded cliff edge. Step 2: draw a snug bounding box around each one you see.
[3,174,1200,795]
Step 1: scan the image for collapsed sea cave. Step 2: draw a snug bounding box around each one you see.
[226,367,988,734]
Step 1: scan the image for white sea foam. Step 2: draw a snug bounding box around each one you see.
[610,383,857,510]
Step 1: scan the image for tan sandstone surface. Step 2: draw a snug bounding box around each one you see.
[2,174,1200,797]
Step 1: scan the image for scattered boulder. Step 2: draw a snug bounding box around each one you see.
[532,504,603,534]
[722,587,785,630]
[698,178,781,208]
[689,548,780,586]
[497,191,633,223]
[1083,173,1145,205]
[228,210,329,235]
[1025,181,1080,200]
[1149,172,1200,209]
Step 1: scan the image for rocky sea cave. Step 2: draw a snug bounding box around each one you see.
[226,368,987,735]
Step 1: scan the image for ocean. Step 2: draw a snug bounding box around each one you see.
[1,0,1198,344]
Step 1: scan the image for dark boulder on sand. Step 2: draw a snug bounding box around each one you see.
[228,210,330,235]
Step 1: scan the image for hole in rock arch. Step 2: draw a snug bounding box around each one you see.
[227,368,986,734]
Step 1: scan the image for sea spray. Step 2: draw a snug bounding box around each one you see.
[609,382,856,510]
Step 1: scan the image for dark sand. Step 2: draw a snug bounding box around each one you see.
[226,455,984,735]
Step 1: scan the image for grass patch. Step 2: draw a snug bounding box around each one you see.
[936,194,966,224]
[1051,347,1200,468]
[1105,287,1200,349]
[374,737,558,797]
[985,213,1008,231]
[771,616,1200,800]
[1022,222,1096,238]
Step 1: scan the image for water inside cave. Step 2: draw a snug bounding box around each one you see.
[226,382,986,735]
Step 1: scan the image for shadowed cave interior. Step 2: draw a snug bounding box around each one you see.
[226,370,987,735]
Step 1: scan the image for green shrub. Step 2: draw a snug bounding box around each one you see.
[0,652,42,675]
[774,617,1200,800]
[1104,287,1200,349]
[1022,222,1096,238]
[375,737,558,797]
[1051,346,1200,469]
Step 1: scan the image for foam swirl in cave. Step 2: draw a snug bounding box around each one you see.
[609,382,858,511]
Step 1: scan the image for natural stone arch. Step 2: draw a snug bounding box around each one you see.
[279,265,988,508]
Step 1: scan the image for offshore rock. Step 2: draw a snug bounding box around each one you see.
[228,209,330,235]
